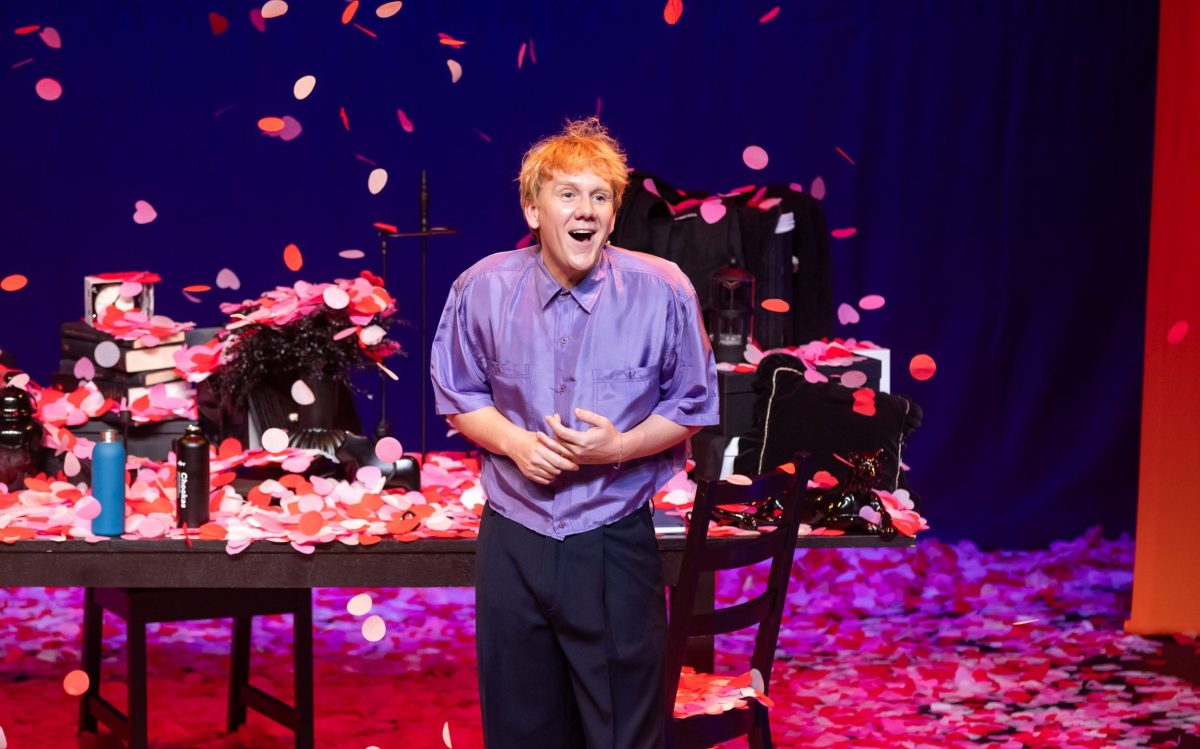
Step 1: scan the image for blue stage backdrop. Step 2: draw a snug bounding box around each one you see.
[0,1,1157,547]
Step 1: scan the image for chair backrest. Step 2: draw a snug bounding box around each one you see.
[663,453,809,722]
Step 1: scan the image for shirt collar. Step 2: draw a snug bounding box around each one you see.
[534,247,610,313]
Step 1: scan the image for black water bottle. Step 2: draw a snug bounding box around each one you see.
[175,424,210,528]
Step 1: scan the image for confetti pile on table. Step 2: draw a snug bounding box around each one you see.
[0,529,1196,747]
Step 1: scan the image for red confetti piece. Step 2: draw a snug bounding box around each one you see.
[1,275,28,292]
[761,298,790,313]
[208,12,229,35]
[298,511,324,536]
[1167,319,1188,345]
[831,227,857,239]
[396,108,414,133]
[777,461,796,474]
[759,6,780,23]
[339,106,350,130]
[283,243,303,271]
[835,146,856,165]
[217,437,242,459]
[438,32,466,48]
[35,77,62,101]
[248,8,266,32]
[182,284,211,293]
[353,23,377,38]
[38,27,61,48]
[341,1,359,24]
[743,145,769,170]
[909,353,937,381]
[852,388,876,416]
[62,669,89,696]
[663,0,684,25]
[858,294,885,310]
[474,128,492,143]
[257,116,286,133]
[14,25,40,35]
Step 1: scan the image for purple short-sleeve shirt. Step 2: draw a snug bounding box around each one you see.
[431,245,719,539]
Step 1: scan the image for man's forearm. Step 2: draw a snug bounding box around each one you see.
[620,414,700,462]
[447,407,527,458]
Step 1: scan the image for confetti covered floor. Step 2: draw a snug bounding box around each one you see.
[1,529,1198,748]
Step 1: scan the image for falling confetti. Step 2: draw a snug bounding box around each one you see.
[831,227,857,239]
[283,243,303,271]
[663,0,684,25]
[261,0,288,20]
[339,249,365,259]
[759,6,780,23]
[353,23,377,37]
[518,42,527,68]
[260,427,290,453]
[443,722,453,748]
[14,25,40,35]
[62,670,89,697]
[38,27,61,48]
[761,298,790,313]
[248,8,266,32]
[291,379,315,405]
[10,58,33,69]
[375,436,404,463]
[438,32,466,48]
[339,106,350,130]
[909,353,937,381]
[837,303,860,325]
[182,284,211,293]
[208,12,229,35]
[858,294,885,310]
[699,200,726,224]
[811,176,826,200]
[215,268,240,290]
[341,1,359,24]
[396,108,414,132]
[474,129,492,142]
[257,116,286,133]
[1167,319,1189,345]
[368,168,388,195]
[34,77,62,101]
[362,614,386,642]
[347,593,373,616]
[447,59,462,83]
[743,145,769,170]
[376,1,403,18]
[835,146,856,165]
[132,200,157,224]
[293,74,316,99]
[1,275,28,292]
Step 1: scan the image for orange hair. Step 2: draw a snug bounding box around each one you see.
[518,117,629,213]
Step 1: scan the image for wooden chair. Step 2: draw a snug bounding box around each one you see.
[78,587,314,749]
[664,454,808,749]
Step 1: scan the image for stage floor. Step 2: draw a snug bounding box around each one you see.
[1,531,1197,748]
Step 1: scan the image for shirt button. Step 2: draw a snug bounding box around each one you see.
[560,337,568,344]
[558,522,566,529]
[559,384,566,393]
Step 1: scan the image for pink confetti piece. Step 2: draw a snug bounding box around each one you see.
[831,227,857,239]
[376,1,403,18]
[443,721,453,748]
[10,58,34,69]
[338,249,365,260]
[215,268,240,290]
[375,436,404,463]
[261,427,290,453]
[362,614,386,642]
[699,199,726,224]
[835,146,856,164]
[281,455,311,473]
[248,9,266,32]
[643,178,660,197]
[804,368,828,383]
[396,108,414,133]
[132,200,157,224]
[62,670,89,696]
[528,38,536,63]
[788,182,803,192]
[368,168,388,195]
[333,326,358,341]
[137,516,167,539]
[75,495,101,520]
[63,452,82,478]
[761,298,790,313]
[291,380,315,406]
[35,77,62,101]
[810,176,826,200]
[858,294,885,310]
[182,291,202,304]
[275,114,302,141]
[93,341,120,368]
[840,370,868,389]
[446,59,462,83]
[118,281,143,297]
[323,286,350,310]
[837,303,860,325]
[347,593,373,616]
[742,145,769,170]
[759,6,780,23]
[1167,319,1188,344]
[38,27,61,49]
[72,357,94,380]
[725,473,752,486]
[356,465,383,485]
[517,42,527,68]
[474,128,492,143]
[261,0,288,19]
[595,96,602,118]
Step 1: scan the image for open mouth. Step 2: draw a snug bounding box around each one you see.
[567,230,595,243]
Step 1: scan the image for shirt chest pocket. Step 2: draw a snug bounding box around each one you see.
[593,364,661,430]
[486,360,535,428]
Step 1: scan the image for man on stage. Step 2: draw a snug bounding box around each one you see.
[430,117,719,748]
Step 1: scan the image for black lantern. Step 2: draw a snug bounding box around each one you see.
[705,264,755,365]
[0,385,43,489]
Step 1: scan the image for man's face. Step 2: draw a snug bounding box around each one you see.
[524,169,616,288]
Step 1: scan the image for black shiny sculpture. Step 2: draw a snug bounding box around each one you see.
[0,385,43,489]
[805,449,897,539]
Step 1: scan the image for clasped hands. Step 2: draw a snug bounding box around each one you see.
[511,407,623,485]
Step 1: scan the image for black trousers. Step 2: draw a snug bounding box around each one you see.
[475,504,666,749]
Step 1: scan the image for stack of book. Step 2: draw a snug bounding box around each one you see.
[57,320,189,402]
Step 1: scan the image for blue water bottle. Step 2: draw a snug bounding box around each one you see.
[91,430,126,537]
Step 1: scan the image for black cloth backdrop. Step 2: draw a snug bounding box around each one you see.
[0,1,1156,547]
